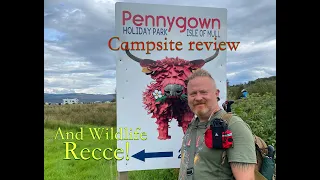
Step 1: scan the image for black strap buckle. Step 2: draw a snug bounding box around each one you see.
[187,167,194,176]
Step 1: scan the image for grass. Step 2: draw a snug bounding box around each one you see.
[44,118,179,180]
[44,120,117,180]
[44,103,116,126]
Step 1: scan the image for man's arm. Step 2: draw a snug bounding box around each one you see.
[230,162,255,180]
[226,118,257,180]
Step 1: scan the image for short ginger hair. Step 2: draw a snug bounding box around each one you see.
[187,68,214,83]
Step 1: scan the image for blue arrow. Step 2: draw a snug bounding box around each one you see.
[131,149,173,162]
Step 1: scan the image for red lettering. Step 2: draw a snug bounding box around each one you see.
[227,42,240,51]
[211,18,220,29]
[145,15,155,26]
[121,11,221,32]
[219,42,226,51]
[176,17,186,33]
[133,14,143,26]
[156,16,166,27]
[203,42,213,51]
[108,36,120,51]
[188,17,198,29]
[167,16,175,32]
[199,18,211,29]
[156,41,162,51]
[122,11,131,25]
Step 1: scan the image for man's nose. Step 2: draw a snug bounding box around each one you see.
[194,93,203,101]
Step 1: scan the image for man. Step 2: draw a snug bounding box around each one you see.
[240,89,248,99]
[178,69,256,180]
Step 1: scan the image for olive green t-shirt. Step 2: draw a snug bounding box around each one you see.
[178,110,257,180]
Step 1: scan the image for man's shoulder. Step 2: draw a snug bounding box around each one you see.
[225,114,253,133]
[223,113,244,124]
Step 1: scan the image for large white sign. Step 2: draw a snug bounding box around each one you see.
[114,2,227,172]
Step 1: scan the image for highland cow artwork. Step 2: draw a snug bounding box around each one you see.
[115,2,227,172]
[125,49,220,140]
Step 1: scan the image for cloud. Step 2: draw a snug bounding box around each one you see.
[227,66,276,85]
[44,0,276,94]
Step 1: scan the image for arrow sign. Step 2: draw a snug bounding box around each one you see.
[131,149,173,162]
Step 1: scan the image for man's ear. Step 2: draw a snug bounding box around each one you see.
[216,89,220,97]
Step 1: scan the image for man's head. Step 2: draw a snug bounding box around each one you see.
[186,69,220,119]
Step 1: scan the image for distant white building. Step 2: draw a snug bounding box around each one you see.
[62,98,79,105]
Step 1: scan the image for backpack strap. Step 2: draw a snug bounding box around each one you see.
[221,113,233,123]
[219,112,233,165]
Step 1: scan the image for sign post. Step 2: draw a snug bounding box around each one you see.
[114,2,228,177]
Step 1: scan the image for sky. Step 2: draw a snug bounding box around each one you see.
[44,0,276,95]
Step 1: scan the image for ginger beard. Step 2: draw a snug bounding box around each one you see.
[192,101,210,116]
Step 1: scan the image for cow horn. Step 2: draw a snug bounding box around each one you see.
[204,48,220,63]
[125,49,144,63]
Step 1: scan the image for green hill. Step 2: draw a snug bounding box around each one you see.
[227,76,276,100]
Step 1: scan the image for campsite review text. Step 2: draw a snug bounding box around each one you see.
[108,36,240,54]
[54,127,147,161]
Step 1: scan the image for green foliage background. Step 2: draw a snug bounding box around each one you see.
[227,76,276,149]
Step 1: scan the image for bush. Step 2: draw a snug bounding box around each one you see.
[231,93,276,149]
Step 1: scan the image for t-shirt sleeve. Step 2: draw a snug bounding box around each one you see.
[226,119,257,164]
